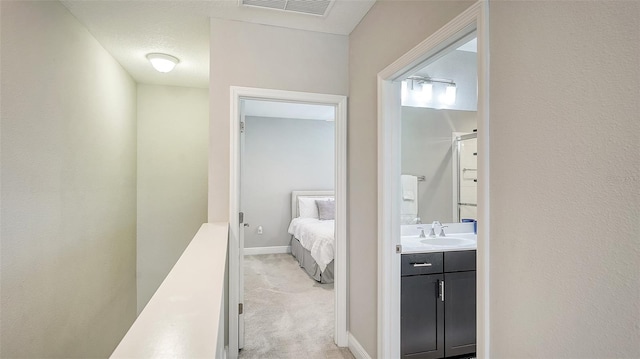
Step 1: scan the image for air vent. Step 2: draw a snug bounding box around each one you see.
[241,0,333,17]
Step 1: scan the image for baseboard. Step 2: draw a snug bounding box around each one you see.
[243,246,291,256]
[348,332,372,359]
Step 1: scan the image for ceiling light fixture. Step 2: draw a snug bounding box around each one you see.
[146,53,179,73]
[407,76,457,105]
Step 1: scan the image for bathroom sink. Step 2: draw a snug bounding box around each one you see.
[400,231,477,253]
[420,237,475,247]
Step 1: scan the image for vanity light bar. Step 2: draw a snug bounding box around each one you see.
[408,76,455,86]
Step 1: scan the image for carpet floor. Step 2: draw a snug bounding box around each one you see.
[239,254,354,359]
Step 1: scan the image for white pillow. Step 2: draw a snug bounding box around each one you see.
[298,197,332,218]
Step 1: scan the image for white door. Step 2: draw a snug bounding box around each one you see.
[238,100,246,349]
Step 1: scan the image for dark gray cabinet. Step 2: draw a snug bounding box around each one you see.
[401,251,476,359]
[444,271,476,356]
[401,273,444,359]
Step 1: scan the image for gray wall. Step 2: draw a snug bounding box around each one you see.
[242,116,334,249]
[208,18,349,223]
[348,1,475,355]
[136,84,209,313]
[401,107,476,223]
[1,1,137,357]
[488,2,640,357]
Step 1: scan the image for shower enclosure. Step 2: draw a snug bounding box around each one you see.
[453,132,477,222]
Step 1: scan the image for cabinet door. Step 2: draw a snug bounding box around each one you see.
[444,271,476,357]
[401,274,444,359]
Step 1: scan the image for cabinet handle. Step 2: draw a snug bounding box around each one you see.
[439,280,445,302]
[412,263,432,267]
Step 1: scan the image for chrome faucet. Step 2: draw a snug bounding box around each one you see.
[439,225,448,237]
[418,226,426,238]
[429,221,440,238]
[430,221,448,237]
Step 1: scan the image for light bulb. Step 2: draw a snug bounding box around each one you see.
[416,82,432,103]
[146,53,179,73]
[440,84,456,105]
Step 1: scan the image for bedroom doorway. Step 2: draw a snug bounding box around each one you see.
[228,87,347,359]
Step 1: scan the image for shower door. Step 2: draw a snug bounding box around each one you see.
[453,133,477,222]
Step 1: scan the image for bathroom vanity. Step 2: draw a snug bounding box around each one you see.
[400,226,476,359]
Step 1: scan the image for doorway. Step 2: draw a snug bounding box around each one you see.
[377,3,489,358]
[228,87,348,359]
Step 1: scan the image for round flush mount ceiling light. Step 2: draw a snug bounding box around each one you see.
[146,53,179,73]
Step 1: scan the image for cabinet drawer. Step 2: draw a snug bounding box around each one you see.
[401,253,443,276]
[444,250,476,272]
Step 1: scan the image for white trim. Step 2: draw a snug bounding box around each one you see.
[348,332,372,359]
[229,87,349,359]
[377,2,489,358]
[476,2,491,357]
[229,90,241,358]
[377,77,402,359]
[243,246,291,256]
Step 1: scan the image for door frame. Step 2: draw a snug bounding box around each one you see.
[228,86,348,358]
[377,2,490,358]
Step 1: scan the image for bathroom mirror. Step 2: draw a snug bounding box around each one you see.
[400,34,478,225]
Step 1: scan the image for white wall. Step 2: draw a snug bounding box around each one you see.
[488,2,640,357]
[137,84,209,313]
[1,1,137,357]
[348,1,475,355]
[401,108,476,223]
[242,116,334,249]
[208,18,348,223]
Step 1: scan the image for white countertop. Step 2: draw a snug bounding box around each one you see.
[401,232,477,253]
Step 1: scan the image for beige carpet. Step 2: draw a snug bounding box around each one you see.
[240,254,354,359]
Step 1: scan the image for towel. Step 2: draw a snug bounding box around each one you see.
[401,175,418,224]
[403,191,415,200]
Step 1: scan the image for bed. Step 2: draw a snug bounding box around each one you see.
[288,191,335,284]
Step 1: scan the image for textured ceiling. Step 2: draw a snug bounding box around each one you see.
[60,0,375,88]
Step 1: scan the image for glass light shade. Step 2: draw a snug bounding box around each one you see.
[440,84,456,105]
[416,82,432,102]
[146,53,179,73]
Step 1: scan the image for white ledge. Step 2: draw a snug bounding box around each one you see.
[111,222,229,359]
